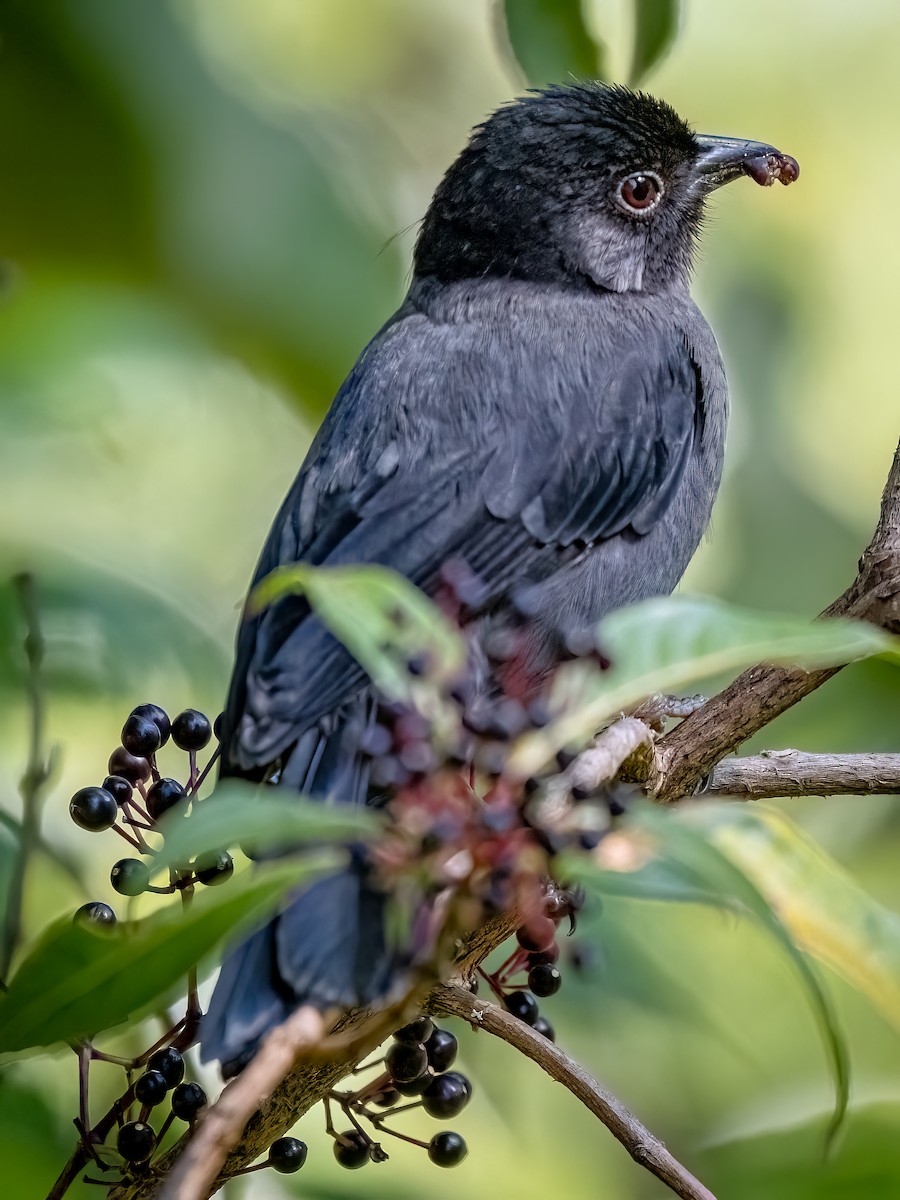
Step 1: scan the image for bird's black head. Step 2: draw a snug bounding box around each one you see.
[414,84,798,294]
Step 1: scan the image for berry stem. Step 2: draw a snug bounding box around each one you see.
[231,1161,270,1176]
[112,825,144,852]
[186,745,220,797]
[122,815,155,834]
[155,1110,175,1148]
[76,1043,92,1138]
[476,965,508,1003]
[366,1099,423,1119]
[348,1055,385,1075]
[496,947,530,984]
[367,1118,429,1150]
[322,1095,339,1140]
[349,1069,392,1104]
[125,797,153,824]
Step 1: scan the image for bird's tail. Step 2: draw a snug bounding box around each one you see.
[200,707,396,1076]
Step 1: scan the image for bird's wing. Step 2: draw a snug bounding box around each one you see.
[226,301,702,769]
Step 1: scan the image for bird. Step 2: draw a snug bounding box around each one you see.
[200,83,798,1075]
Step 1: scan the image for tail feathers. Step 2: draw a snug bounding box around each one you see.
[275,864,394,1009]
[201,863,396,1073]
[199,921,293,1074]
[202,702,396,1073]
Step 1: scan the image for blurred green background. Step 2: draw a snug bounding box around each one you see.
[1,1,899,1196]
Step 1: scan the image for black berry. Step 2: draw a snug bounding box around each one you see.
[135,1070,168,1107]
[516,916,557,952]
[533,1016,555,1041]
[359,723,393,758]
[171,1082,207,1121]
[195,852,234,886]
[528,964,562,997]
[394,1071,432,1096]
[121,714,161,758]
[117,1121,156,1163]
[171,709,212,752]
[269,1136,308,1173]
[372,1086,400,1108]
[394,1016,433,1045]
[213,712,224,741]
[103,775,133,806]
[108,746,150,785]
[429,1131,468,1168]
[69,787,117,832]
[131,704,171,747]
[146,1046,184,1088]
[146,778,186,821]
[528,942,560,968]
[504,990,539,1025]
[333,1130,370,1169]
[425,1028,458,1073]
[110,858,150,897]
[422,1071,472,1119]
[74,901,117,930]
[398,740,437,774]
[386,1040,428,1083]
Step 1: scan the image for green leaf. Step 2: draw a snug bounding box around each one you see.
[500,0,604,87]
[509,595,897,777]
[155,783,382,876]
[630,0,679,85]
[707,805,900,1034]
[0,860,324,1054]
[251,563,466,706]
[0,552,228,699]
[565,803,850,1146]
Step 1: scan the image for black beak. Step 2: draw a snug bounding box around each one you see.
[693,134,800,192]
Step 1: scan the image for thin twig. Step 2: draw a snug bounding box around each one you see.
[160,1006,326,1199]
[108,910,519,1199]
[654,439,900,801]
[2,574,57,986]
[431,984,717,1200]
[701,750,900,799]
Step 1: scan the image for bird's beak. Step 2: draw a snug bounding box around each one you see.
[693,134,800,193]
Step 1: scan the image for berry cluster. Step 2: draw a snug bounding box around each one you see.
[64,702,239,1191]
[68,702,227,914]
[57,567,626,1193]
[325,1016,470,1169]
[116,1048,205,1167]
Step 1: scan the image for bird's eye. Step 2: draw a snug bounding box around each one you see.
[615,172,663,215]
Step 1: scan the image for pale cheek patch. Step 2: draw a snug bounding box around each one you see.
[568,213,648,293]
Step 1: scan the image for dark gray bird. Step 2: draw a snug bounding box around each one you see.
[201,84,798,1073]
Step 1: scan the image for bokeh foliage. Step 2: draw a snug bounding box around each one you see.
[1,1,899,1197]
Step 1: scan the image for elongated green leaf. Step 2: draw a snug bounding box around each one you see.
[500,0,604,87]
[251,563,466,705]
[564,804,850,1145]
[708,806,900,1033]
[509,595,897,776]
[0,860,324,1054]
[156,783,381,876]
[631,0,679,85]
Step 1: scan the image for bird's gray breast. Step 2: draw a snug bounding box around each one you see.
[513,288,727,641]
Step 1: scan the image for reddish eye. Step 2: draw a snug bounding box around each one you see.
[616,172,663,214]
